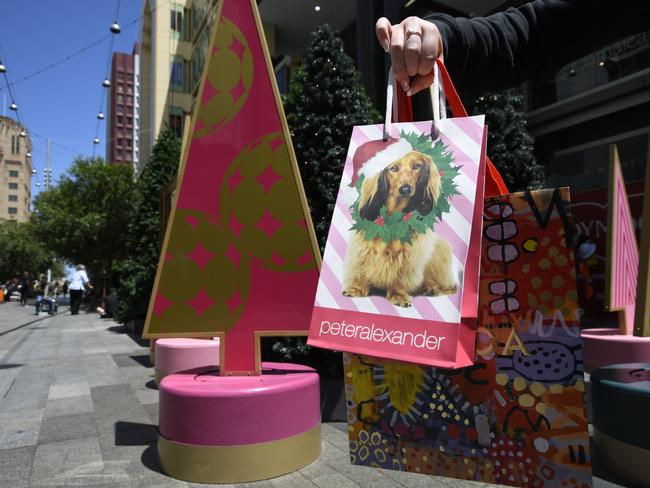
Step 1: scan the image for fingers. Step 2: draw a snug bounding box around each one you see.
[407,71,434,97]
[389,23,409,92]
[402,18,422,78]
[377,16,444,96]
[418,22,439,76]
[375,17,392,53]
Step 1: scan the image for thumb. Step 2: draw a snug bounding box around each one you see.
[375,17,392,52]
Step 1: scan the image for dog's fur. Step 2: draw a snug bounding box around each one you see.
[343,150,457,307]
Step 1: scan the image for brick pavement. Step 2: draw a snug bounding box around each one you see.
[0,303,626,487]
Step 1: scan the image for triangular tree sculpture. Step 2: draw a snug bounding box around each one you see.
[605,144,640,335]
[143,0,321,374]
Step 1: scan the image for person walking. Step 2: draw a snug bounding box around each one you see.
[69,264,92,315]
[19,271,30,307]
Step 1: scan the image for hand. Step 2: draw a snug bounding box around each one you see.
[375,16,444,96]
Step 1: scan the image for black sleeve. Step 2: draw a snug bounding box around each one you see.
[425,0,649,94]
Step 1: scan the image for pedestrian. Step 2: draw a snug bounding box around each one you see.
[19,271,30,307]
[375,0,649,96]
[69,264,93,315]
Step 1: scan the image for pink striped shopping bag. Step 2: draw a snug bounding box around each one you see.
[307,60,490,368]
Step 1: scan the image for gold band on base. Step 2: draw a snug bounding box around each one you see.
[594,429,650,487]
[158,423,321,483]
[154,369,165,386]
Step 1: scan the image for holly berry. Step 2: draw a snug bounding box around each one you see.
[403,212,413,222]
[374,216,385,226]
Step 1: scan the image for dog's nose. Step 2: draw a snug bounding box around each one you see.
[399,184,413,196]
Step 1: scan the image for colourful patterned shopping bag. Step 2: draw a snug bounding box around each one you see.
[343,187,592,488]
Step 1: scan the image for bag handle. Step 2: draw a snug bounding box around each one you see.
[434,59,509,197]
[384,60,509,197]
[384,64,446,141]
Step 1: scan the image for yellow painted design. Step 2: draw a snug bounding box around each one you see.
[531,276,542,289]
[382,361,424,414]
[549,383,564,394]
[195,17,253,138]
[530,382,545,397]
[513,377,526,392]
[220,132,316,272]
[518,394,535,408]
[554,255,569,266]
[523,239,538,252]
[503,329,529,356]
[551,276,565,288]
[538,258,551,270]
[495,373,509,386]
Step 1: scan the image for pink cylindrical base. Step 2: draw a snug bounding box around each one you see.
[159,362,320,446]
[155,338,220,377]
[581,328,650,372]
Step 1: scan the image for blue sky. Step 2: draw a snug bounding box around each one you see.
[0,0,141,199]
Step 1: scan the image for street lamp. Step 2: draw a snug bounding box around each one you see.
[110,21,121,34]
[9,102,17,111]
[0,61,6,73]
[102,79,111,88]
[93,137,100,144]
[97,112,105,120]
[19,129,26,137]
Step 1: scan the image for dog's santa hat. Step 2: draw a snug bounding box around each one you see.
[342,138,413,206]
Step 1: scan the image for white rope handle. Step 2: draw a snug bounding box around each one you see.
[383,63,447,142]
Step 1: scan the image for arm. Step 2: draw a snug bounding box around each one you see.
[426,0,648,93]
[378,0,649,95]
[82,271,93,289]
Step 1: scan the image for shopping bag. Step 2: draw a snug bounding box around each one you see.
[307,60,503,368]
[342,186,592,488]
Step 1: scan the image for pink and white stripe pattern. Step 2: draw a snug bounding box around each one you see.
[315,116,485,323]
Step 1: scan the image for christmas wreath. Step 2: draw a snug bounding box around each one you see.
[350,131,460,244]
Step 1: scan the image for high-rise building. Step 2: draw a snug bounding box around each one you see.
[106,47,140,171]
[0,116,32,223]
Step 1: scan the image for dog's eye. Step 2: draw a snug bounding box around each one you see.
[389,166,399,172]
[412,163,422,170]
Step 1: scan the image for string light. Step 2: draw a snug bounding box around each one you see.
[4,0,175,91]
[93,0,122,156]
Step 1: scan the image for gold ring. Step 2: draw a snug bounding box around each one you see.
[405,29,422,39]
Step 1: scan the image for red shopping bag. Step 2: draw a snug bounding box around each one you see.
[307,60,507,368]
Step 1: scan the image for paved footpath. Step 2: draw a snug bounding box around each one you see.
[0,303,625,487]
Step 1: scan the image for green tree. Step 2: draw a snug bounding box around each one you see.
[32,157,136,295]
[284,24,380,249]
[115,128,181,324]
[466,91,545,191]
[0,220,57,282]
[274,26,380,371]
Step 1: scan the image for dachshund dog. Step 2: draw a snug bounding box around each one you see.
[342,150,457,307]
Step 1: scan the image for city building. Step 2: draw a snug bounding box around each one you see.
[0,116,32,223]
[106,47,140,171]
